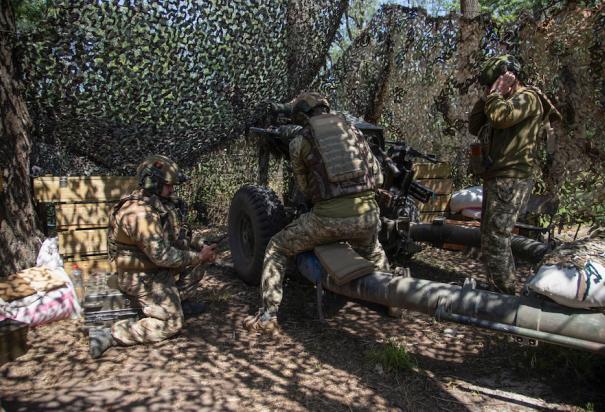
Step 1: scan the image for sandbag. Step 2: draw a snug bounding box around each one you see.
[36,237,64,269]
[314,243,374,286]
[450,186,482,214]
[460,208,482,220]
[527,260,605,309]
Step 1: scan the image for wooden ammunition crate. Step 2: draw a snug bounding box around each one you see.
[34,176,137,279]
[413,163,453,222]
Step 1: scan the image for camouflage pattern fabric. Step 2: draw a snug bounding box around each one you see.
[111,265,205,345]
[541,228,605,271]
[260,210,388,315]
[109,189,201,271]
[481,177,533,293]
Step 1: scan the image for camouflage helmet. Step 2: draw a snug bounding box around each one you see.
[289,92,330,114]
[137,155,188,194]
[479,54,522,86]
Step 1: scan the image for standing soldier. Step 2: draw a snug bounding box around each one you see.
[469,55,559,294]
[90,155,216,358]
[244,92,388,333]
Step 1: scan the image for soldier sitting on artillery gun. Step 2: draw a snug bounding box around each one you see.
[243,92,389,333]
[89,155,217,358]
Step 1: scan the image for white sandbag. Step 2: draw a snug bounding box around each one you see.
[36,237,64,269]
[527,260,605,309]
[460,208,482,220]
[450,186,482,214]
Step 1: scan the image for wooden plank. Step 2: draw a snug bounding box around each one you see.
[56,203,114,230]
[413,162,451,179]
[33,176,137,203]
[418,194,450,213]
[416,178,453,195]
[58,228,107,257]
[64,255,115,281]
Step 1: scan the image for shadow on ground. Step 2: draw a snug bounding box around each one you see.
[1,246,603,411]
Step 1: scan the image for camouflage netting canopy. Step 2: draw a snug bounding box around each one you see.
[22,0,346,174]
[316,1,604,223]
[19,0,604,224]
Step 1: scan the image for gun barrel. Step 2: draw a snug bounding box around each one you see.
[249,127,281,136]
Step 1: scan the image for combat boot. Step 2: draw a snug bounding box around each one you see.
[89,327,116,359]
[243,310,279,334]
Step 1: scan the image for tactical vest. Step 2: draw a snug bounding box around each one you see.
[304,113,378,202]
[107,191,185,271]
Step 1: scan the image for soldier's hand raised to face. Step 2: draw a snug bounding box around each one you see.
[199,244,217,263]
[490,71,517,97]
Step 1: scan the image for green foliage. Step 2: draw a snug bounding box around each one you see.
[178,138,286,225]
[556,173,605,227]
[479,0,551,23]
[11,0,49,31]
[515,344,605,394]
[329,0,379,66]
[366,338,417,373]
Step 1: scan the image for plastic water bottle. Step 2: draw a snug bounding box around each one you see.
[71,263,84,303]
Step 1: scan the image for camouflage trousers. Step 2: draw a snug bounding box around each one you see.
[112,265,205,345]
[261,209,388,315]
[481,177,532,293]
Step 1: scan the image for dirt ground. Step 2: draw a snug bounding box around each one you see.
[1,243,604,412]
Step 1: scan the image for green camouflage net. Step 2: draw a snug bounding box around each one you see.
[22,0,345,173]
[317,3,604,224]
[19,1,604,224]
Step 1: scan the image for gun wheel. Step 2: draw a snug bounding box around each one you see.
[228,184,286,285]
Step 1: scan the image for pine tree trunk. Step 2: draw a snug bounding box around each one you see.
[0,0,42,277]
[460,0,480,18]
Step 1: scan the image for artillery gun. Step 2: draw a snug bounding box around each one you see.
[227,104,605,355]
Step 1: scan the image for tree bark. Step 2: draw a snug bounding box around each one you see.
[0,0,42,277]
[460,0,480,18]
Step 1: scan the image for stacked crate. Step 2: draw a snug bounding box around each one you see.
[413,162,453,223]
[33,176,138,280]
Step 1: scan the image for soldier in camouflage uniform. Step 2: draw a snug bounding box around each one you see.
[244,92,388,333]
[469,55,552,294]
[90,155,217,358]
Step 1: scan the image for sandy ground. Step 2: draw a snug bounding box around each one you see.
[1,245,604,411]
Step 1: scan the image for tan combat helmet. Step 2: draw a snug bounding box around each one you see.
[289,92,330,115]
[137,154,188,194]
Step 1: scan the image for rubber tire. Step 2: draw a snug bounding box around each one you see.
[228,184,287,285]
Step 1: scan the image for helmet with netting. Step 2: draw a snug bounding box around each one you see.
[137,155,188,194]
[290,92,330,114]
[479,55,522,86]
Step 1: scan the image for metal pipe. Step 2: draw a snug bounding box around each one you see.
[436,309,605,354]
[408,223,549,263]
[315,270,605,350]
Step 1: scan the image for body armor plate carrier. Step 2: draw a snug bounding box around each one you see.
[305,113,378,202]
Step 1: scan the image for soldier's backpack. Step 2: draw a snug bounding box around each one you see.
[526,86,562,157]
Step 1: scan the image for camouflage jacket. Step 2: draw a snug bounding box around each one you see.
[108,189,202,272]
